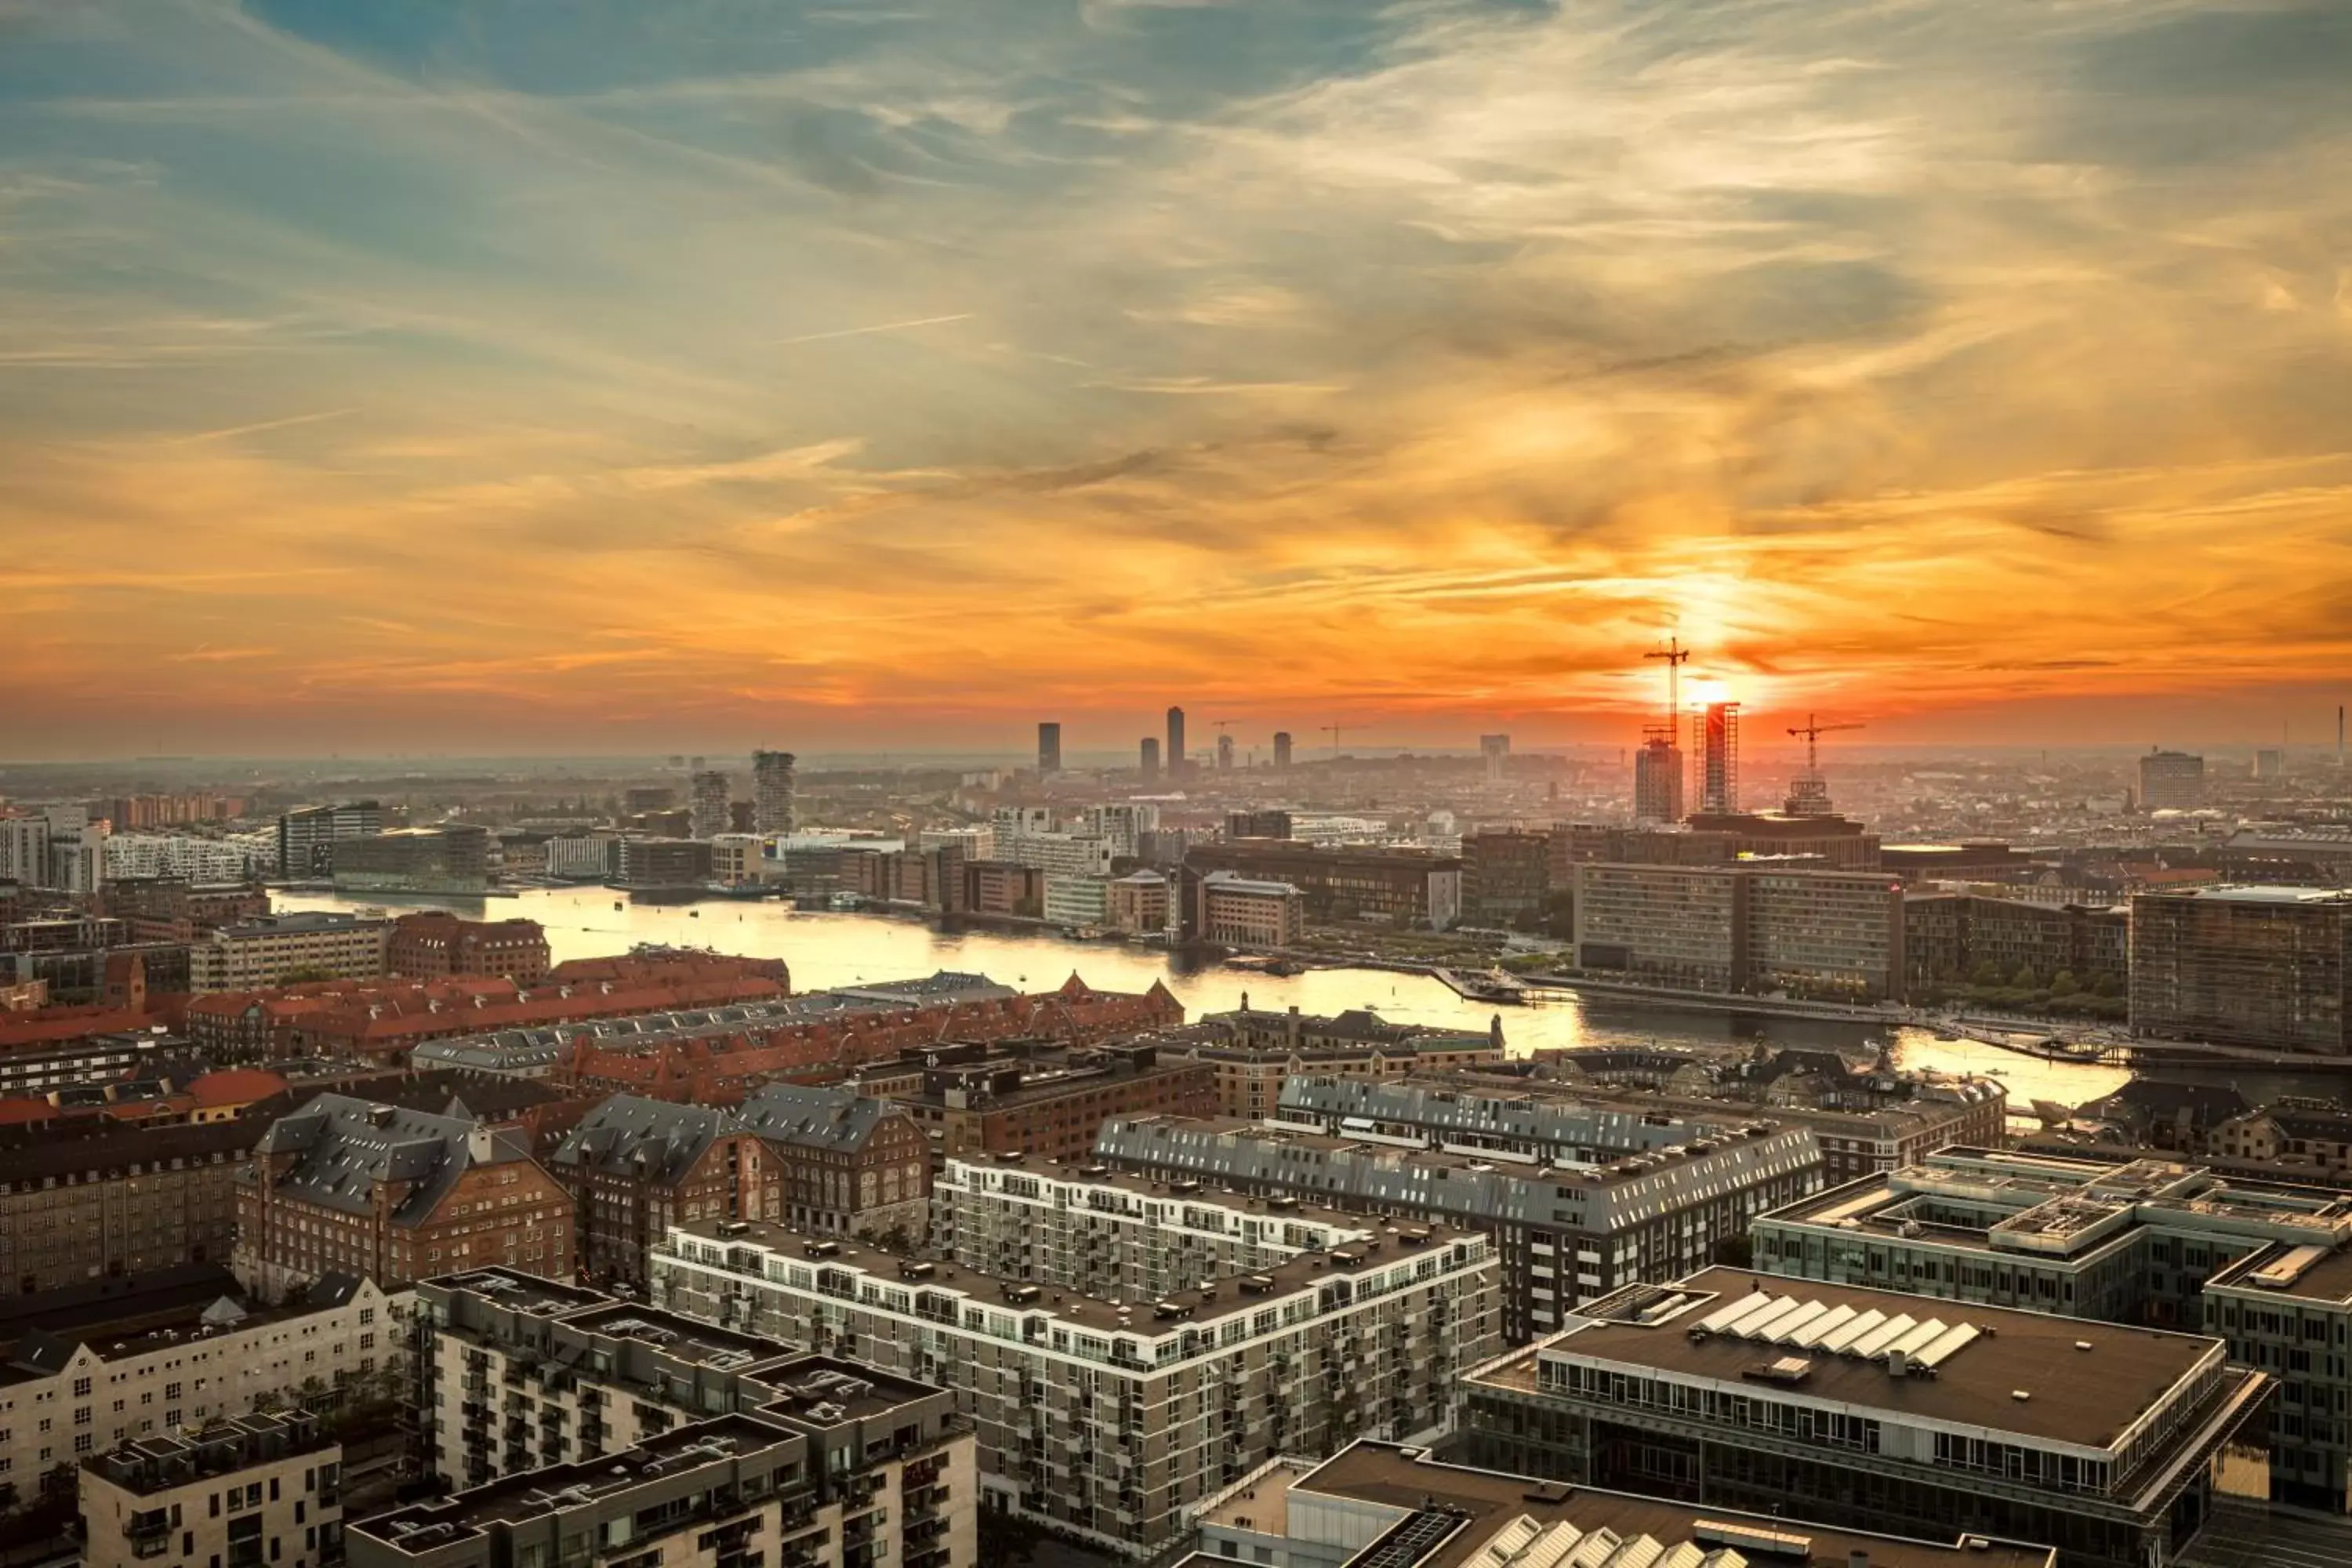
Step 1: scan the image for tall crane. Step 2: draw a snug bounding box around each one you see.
[1783,713,1864,817]
[1322,723,1347,757]
[1643,637,1690,727]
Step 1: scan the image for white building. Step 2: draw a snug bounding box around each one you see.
[1000,829,1115,880]
[102,833,267,882]
[0,804,104,892]
[652,1211,1502,1555]
[0,1275,401,1487]
[1079,804,1159,858]
[541,833,618,880]
[1042,873,1112,928]
[708,833,766,885]
[188,913,391,993]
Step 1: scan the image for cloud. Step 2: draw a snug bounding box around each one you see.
[0,0,2346,753]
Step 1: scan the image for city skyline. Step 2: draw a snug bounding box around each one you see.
[4,2,2348,757]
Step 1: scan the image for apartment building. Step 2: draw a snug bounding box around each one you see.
[237,1094,575,1297]
[2201,1240,2352,1513]
[1460,828,1552,926]
[1904,894,2128,996]
[190,913,393,994]
[2130,886,2352,1055]
[402,1268,973,1568]
[81,1411,341,1568]
[1183,843,1461,931]
[735,1083,931,1240]
[1192,1441,2055,1568]
[1461,1267,2273,1568]
[549,1095,766,1286]
[649,1213,1501,1555]
[893,1044,1217,1164]
[0,1115,260,1300]
[2210,1101,2352,1178]
[384,913,550,985]
[1152,1005,1505,1120]
[1573,862,1906,1000]
[1098,1105,1821,1342]
[5,1275,397,1487]
[930,1156,1379,1300]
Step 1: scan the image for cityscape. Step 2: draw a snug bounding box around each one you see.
[5,5,2350,1568]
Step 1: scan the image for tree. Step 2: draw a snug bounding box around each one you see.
[1971,961,2004,988]
[2010,964,2040,991]
[2049,969,2079,995]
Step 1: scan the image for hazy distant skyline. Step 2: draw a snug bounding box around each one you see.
[4,2,2348,758]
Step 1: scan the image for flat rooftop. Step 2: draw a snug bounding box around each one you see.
[426,1267,613,1317]
[2209,1240,2352,1305]
[949,1154,1377,1234]
[674,1212,1477,1334]
[2143,884,2352,906]
[1254,1442,2052,1568]
[353,1414,797,1547]
[554,1302,793,1373]
[751,1354,948,1428]
[1489,1265,2221,1454]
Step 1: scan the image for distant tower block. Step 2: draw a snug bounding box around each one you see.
[1166,706,1187,780]
[1037,722,1063,777]
[689,770,731,840]
[1141,737,1162,779]
[1216,733,1236,771]
[1480,734,1510,786]
[752,750,797,834]
[1693,702,1740,815]
[1272,731,1294,770]
[1634,731,1684,823]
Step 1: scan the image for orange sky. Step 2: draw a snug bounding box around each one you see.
[3,2,2349,758]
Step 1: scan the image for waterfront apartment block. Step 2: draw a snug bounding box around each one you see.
[1183,843,1462,932]
[400,1268,973,1568]
[2129,885,2352,1055]
[189,913,393,993]
[1195,871,1308,949]
[648,1213,1501,1554]
[1094,1109,1820,1342]
[81,1411,341,1568]
[1191,1440,2056,1568]
[1573,862,1906,1000]
[1904,894,2128,997]
[930,1156,1380,1300]
[1460,1265,2274,1568]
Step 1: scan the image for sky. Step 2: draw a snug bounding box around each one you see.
[2,0,2350,760]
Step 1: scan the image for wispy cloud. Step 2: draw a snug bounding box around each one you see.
[775,313,973,347]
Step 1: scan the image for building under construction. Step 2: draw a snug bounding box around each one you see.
[1692,700,1739,813]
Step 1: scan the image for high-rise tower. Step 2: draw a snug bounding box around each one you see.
[1141,737,1162,778]
[1037,722,1062,776]
[752,750,797,834]
[1693,702,1740,815]
[689,770,731,839]
[1272,731,1294,770]
[1479,734,1510,786]
[1166,707,1187,780]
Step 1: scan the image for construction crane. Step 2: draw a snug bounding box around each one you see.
[1786,713,1865,774]
[1783,713,1864,817]
[1322,723,1347,757]
[1644,637,1690,732]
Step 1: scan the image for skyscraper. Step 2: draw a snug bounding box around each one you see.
[1272,731,1293,769]
[2139,747,2205,811]
[1632,735,1683,823]
[752,750,797,834]
[1693,702,1740,815]
[1166,706,1187,779]
[689,770,731,839]
[1037,721,1062,776]
[1140,737,1161,778]
[1479,733,1510,785]
[1216,733,1235,771]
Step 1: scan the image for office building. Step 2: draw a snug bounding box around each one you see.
[1037,722,1062,776]
[102,830,270,883]
[1105,870,1171,935]
[690,770,731,839]
[1140,737,1161,778]
[0,804,106,893]
[397,1269,974,1568]
[189,913,392,993]
[1272,731,1293,769]
[2139,749,2206,811]
[1632,735,1683,825]
[1167,707,1188,779]
[1573,863,1906,1000]
[1459,1265,2272,1568]
[1043,873,1112,929]
[894,1042,1216,1164]
[1194,870,1306,949]
[2130,885,2351,1055]
[615,836,714,890]
[330,824,492,895]
[236,1093,575,1296]
[753,750,799,834]
[735,1082,931,1240]
[961,860,1044,918]
[1225,810,1292,840]
[0,1114,265,1300]
[9,1273,398,1485]
[1904,894,2127,997]
[1191,1440,2057,1568]
[651,1210,1501,1553]
[1185,843,1461,931]
[1096,1105,1820,1342]
[81,1411,341,1568]
[1559,813,1883,872]
[2203,1239,2352,1509]
[277,801,383,880]
[549,1095,768,1287]
[1460,828,1551,926]
[1693,702,1739,814]
[706,832,766,886]
[1480,733,1510,785]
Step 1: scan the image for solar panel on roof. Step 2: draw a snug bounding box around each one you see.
[1915,1322,1980,1369]
[1352,1510,1468,1568]
[1693,1290,1773,1334]
[1815,1308,1884,1354]
[1783,1302,1855,1349]
[1848,1314,1916,1358]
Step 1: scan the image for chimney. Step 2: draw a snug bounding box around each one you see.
[1287,1005,1301,1050]
[1888,1348,1909,1377]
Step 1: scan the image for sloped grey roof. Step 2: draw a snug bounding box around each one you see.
[549,1094,734,1181]
[738,1082,896,1152]
[249,1091,520,1225]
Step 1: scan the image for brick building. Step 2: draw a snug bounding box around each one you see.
[235,1093,575,1298]
[384,912,550,984]
[0,1114,260,1299]
[1461,826,1552,925]
[894,1041,1218,1163]
[735,1082,931,1239]
[547,1094,764,1286]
